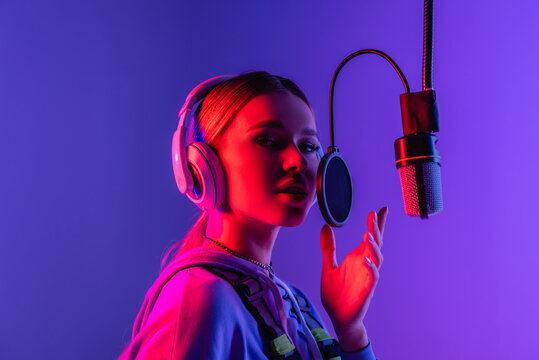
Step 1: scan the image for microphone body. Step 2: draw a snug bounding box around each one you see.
[395,90,442,219]
[394,133,442,218]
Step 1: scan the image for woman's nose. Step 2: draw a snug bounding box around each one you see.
[282,144,308,173]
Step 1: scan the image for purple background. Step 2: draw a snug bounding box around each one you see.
[1,1,538,359]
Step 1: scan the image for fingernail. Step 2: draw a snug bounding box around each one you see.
[365,256,373,265]
[368,232,374,242]
[373,211,378,223]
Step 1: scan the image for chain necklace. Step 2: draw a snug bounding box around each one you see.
[204,236,274,275]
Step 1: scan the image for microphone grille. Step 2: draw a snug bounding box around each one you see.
[398,162,443,217]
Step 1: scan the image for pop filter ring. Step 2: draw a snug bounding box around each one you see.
[316,147,353,227]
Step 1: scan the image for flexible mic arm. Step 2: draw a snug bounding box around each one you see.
[329,49,410,149]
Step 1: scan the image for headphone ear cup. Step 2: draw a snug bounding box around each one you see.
[172,128,188,193]
[185,142,226,211]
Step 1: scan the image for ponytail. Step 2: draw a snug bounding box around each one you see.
[160,211,209,272]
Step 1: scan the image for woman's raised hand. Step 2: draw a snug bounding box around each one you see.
[319,207,388,352]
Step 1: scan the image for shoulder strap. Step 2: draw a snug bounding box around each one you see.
[179,263,301,360]
[204,264,342,360]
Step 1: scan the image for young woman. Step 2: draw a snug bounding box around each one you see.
[119,71,387,360]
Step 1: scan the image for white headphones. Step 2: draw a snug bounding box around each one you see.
[172,74,322,211]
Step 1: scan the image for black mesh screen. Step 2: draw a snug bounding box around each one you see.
[398,162,442,217]
[325,157,352,223]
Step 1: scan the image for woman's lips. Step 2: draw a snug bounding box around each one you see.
[277,190,308,202]
[277,186,307,195]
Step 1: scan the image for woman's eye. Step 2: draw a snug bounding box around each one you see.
[301,143,320,153]
[256,137,278,147]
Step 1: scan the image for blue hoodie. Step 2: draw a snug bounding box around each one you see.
[119,247,377,360]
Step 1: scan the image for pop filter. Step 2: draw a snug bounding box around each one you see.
[316,148,353,227]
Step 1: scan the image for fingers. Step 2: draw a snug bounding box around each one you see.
[320,224,339,271]
[363,231,383,269]
[377,206,388,238]
[367,207,388,248]
[367,211,383,248]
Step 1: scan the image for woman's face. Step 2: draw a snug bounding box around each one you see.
[215,91,320,227]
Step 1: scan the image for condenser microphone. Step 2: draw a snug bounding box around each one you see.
[394,89,442,219]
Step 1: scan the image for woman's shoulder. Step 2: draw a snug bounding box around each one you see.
[156,266,265,358]
[152,248,273,315]
[153,266,242,316]
[123,266,263,359]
